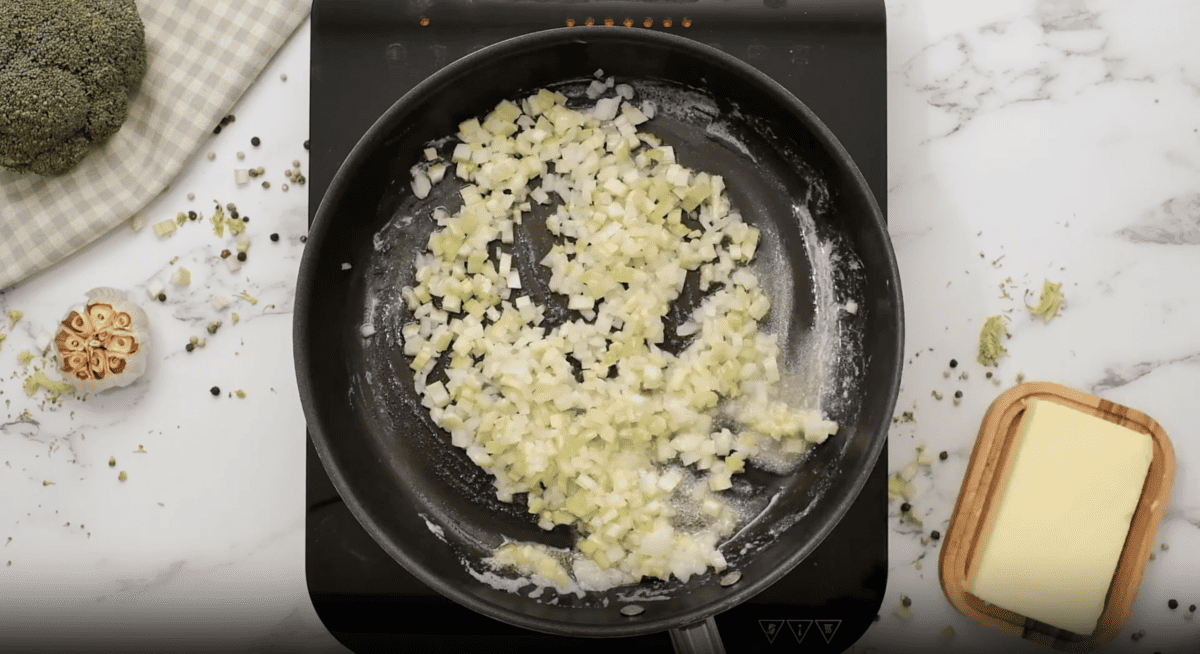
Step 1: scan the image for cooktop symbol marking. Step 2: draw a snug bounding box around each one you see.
[815,619,842,643]
[759,619,785,644]
[786,619,812,643]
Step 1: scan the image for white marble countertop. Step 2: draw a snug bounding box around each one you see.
[1,1,1198,652]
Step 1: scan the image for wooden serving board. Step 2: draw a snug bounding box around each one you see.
[938,382,1176,651]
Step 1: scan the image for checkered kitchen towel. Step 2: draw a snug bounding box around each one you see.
[0,0,310,291]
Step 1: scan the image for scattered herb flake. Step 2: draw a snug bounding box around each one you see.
[173,268,191,286]
[977,315,1009,366]
[211,205,226,237]
[1026,280,1064,323]
[940,626,955,640]
[16,350,33,365]
[226,216,246,236]
[235,389,246,399]
[231,313,241,325]
[888,472,915,501]
[42,480,53,486]
[118,471,128,482]
[7,310,22,328]
[237,292,258,306]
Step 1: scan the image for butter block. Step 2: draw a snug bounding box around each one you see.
[965,397,1153,635]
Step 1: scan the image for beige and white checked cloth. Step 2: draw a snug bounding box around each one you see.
[0,0,310,291]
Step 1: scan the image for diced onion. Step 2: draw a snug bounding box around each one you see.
[398,82,837,593]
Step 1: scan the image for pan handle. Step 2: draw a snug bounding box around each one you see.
[669,617,726,654]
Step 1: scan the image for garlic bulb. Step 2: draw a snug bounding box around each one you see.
[54,287,150,394]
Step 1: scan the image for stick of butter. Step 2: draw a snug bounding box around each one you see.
[965,397,1153,635]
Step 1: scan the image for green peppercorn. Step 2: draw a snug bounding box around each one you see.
[262,181,270,189]
[901,595,912,608]
[108,457,116,467]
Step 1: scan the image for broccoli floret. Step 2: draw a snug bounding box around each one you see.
[0,0,147,176]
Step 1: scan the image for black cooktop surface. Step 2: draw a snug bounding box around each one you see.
[307,2,887,652]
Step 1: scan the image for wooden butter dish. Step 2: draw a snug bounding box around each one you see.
[938,382,1175,651]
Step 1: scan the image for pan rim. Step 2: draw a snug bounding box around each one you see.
[296,25,903,638]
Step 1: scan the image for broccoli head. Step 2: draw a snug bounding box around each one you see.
[0,0,148,176]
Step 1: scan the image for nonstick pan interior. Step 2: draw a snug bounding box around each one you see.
[296,27,902,638]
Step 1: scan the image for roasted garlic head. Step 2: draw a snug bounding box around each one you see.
[55,287,149,394]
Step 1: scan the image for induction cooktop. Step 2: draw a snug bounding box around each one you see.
[307,2,888,652]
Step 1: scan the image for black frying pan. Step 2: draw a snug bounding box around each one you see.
[296,26,902,650]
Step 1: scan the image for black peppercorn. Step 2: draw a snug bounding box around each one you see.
[300,235,307,243]
[1169,599,1178,609]
[900,502,911,513]
[949,358,958,368]
[931,530,941,540]
[270,233,279,242]
[939,451,948,461]
[213,125,222,135]
[303,139,310,150]
[1191,604,1197,613]
[901,595,912,608]
[185,343,194,352]
[242,216,249,222]
[210,386,220,396]
[237,252,247,262]
[188,211,197,220]
[954,390,963,399]
[230,210,239,220]
[985,371,993,379]
[157,292,166,302]
[251,136,261,146]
